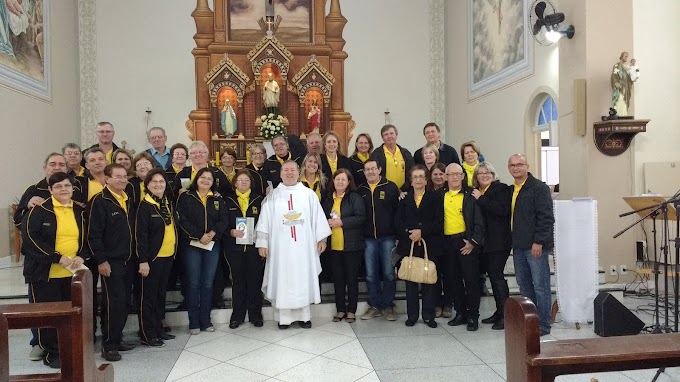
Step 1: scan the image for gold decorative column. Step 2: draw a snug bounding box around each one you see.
[189,0,214,145]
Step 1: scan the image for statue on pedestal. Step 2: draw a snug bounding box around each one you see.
[307,100,320,133]
[263,72,280,115]
[221,99,237,137]
[610,51,639,117]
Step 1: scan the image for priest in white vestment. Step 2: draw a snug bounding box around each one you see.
[256,160,332,329]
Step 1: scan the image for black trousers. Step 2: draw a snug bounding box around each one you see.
[405,280,438,321]
[125,258,139,312]
[101,259,127,351]
[442,235,481,319]
[226,247,265,322]
[330,250,362,314]
[435,255,453,309]
[30,278,72,360]
[213,252,231,306]
[138,257,173,341]
[480,250,510,283]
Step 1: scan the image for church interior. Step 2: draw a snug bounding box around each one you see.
[1,0,680,381]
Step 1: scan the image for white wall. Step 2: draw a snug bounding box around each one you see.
[0,0,80,255]
[94,1,431,155]
[95,0,197,151]
[632,0,680,194]
[341,1,430,154]
[446,1,559,183]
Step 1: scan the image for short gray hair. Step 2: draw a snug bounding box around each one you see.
[43,152,64,167]
[249,143,266,155]
[147,126,166,138]
[472,161,499,188]
[188,141,208,153]
[61,143,81,154]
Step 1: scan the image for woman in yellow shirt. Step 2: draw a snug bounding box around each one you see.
[349,133,374,186]
[320,131,353,184]
[299,153,327,200]
[460,141,482,189]
[135,169,178,347]
[22,172,86,368]
[321,169,366,323]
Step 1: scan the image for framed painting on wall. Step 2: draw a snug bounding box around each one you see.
[0,0,50,101]
[227,0,313,43]
[468,0,532,100]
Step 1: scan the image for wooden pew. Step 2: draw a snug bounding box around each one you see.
[0,270,113,382]
[505,295,680,382]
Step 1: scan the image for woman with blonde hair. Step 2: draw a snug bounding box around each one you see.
[299,153,327,200]
[349,133,373,185]
[460,141,481,189]
[320,131,353,182]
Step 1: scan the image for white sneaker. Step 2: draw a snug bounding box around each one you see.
[29,345,45,361]
[189,329,200,335]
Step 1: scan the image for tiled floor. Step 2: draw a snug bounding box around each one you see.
[2,258,680,381]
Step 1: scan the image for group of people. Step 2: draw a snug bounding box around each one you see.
[14,120,555,370]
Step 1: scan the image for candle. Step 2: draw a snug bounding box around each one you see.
[215,151,220,166]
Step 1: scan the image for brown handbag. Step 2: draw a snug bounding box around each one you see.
[397,239,437,284]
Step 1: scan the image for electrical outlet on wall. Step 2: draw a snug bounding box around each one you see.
[610,265,618,276]
[620,265,628,275]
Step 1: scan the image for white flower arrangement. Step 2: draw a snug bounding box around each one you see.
[259,113,286,140]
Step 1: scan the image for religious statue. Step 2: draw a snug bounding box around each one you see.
[307,101,320,133]
[610,51,638,117]
[221,100,237,137]
[263,72,280,115]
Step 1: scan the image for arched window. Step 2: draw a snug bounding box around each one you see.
[537,96,558,127]
[534,95,559,187]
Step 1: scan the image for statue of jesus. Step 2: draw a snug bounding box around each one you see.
[263,72,280,115]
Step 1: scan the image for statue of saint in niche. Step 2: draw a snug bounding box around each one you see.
[221,100,237,137]
[263,72,280,115]
[307,100,320,133]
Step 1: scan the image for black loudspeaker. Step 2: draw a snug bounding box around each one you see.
[594,292,645,337]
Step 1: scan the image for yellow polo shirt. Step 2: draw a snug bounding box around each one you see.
[357,152,369,163]
[88,178,105,201]
[383,146,405,189]
[199,191,214,206]
[369,182,378,193]
[51,197,79,279]
[330,193,344,251]
[105,149,113,164]
[326,154,338,176]
[302,177,322,200]
[444,189,465,235]
[511,178,527,229]
[108,187,128,215]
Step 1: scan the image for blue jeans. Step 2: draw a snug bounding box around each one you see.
[513,247,552,332]
[364,236,396,310]
[182,243,220,330]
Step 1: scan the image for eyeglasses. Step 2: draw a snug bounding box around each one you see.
[477,172,493,176]
[508,163,527,169]
[173,152,187,157]
[251,152,265,156]
[135,161,152,169]
[190,151,207,156]
[236,179,251,183]
[148,179,166,184]
[64,151,80,156]
[446,173,464,177]
[110,175,128,180]
[51,184,73,190]
[364,167,379,172]
[411,175,427,180]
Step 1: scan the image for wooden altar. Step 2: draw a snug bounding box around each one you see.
[187,0,355,158]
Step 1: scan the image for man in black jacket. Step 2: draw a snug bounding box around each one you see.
[442,163,485,331]
[369,125,415,191]
[507,154,555,336]
[263,135,303,188]
[81,122,120,166]
[88,163,136,361]
[413,122,461,166]
[357,159,400,321]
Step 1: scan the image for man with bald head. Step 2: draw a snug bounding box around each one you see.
[305,132,322,155]
[442,163,485,331]
[507,154,554,336]
[263,135,303,188]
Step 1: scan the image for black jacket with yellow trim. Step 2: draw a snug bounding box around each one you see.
[356,178,400,239]
[263,153,303,189]
[22,198,86,283]
[14,177,84,229]
[135,196,179,263]
[245,163,266,196]
[172,166,233,202]
[176,189,229,242]
[87,186,134,265]
[222,192,263,253]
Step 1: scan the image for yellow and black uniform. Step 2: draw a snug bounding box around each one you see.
[22,197,86,363]
[14,177,84,230]
[176,188,229,330]
[73,171,105,204]
[172,165,233,202]
[462,161,478,188]
[349,152,371,186]
[321,190,367,315]
[320,153,353,186]
[135,193,178,343]
[301,176,323,200]
[245,163,266,196]
[87,186,134,352]
[356,178,400,239]
[394,190,444,323]
[368,143,415,191]
[80,142,120,167]
[165,164,186,192]
[262,152,303,189]
[223,190,265,326]
[440,188,486,325]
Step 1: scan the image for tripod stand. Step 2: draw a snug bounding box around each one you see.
[618,193,680,382]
